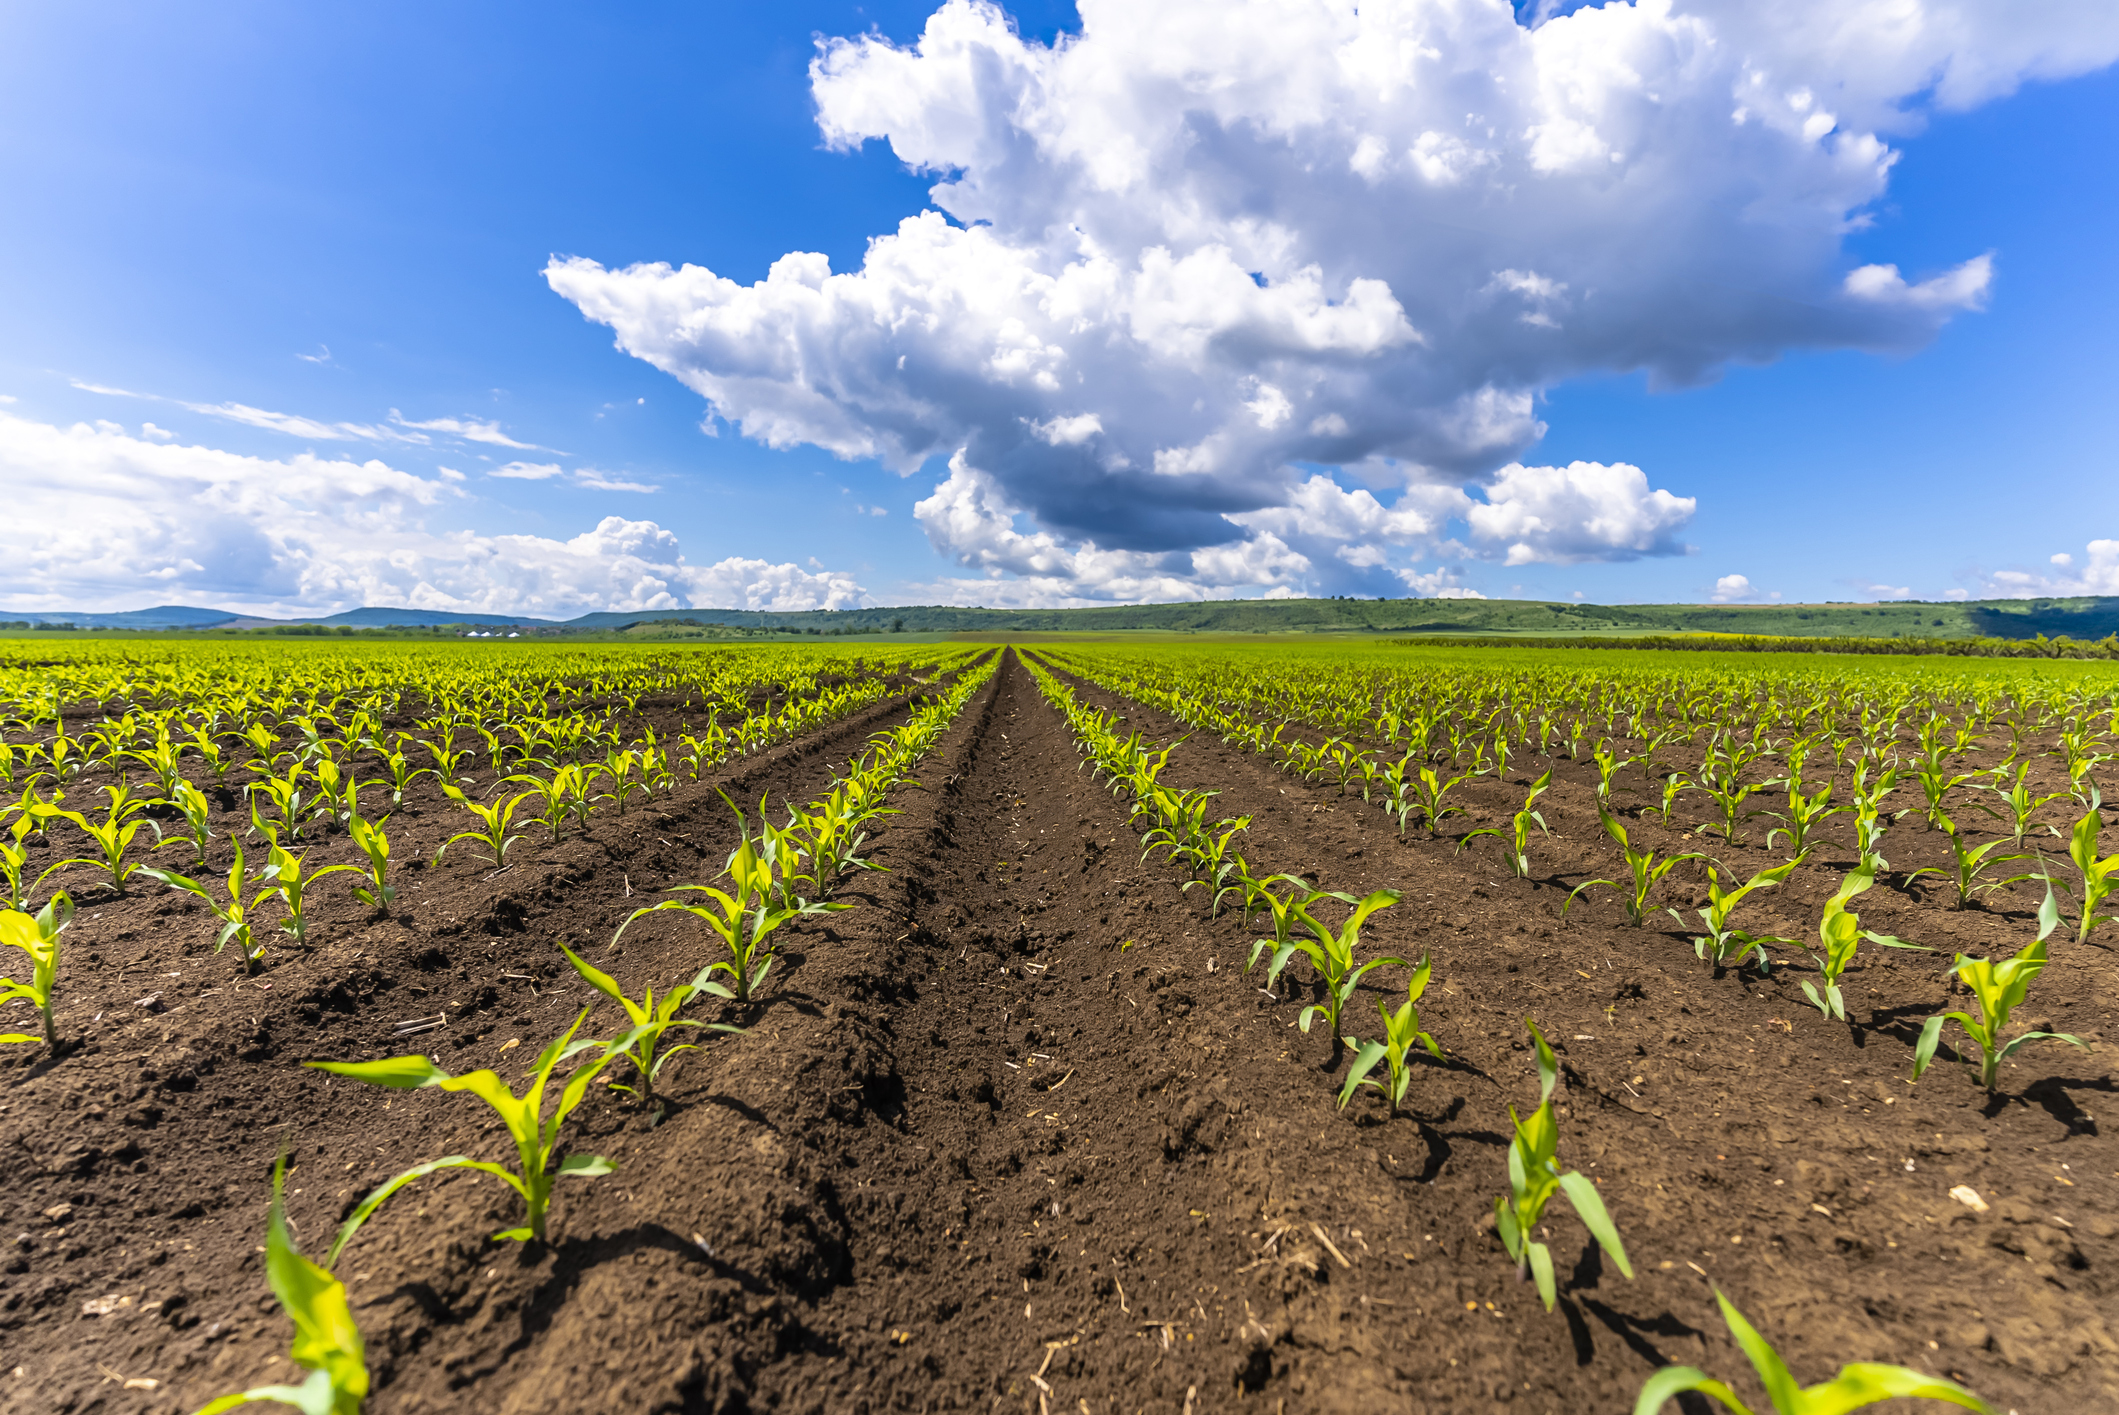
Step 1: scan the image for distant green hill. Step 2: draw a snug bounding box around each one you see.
[12,595,2119,642]
[588,595,2119,641]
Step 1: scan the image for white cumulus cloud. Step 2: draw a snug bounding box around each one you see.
[548,0,2117,603]
[1464,461,1695,566]
[0,413,864,617]
[1965,539,2119,599]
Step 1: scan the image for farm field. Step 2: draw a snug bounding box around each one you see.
[2,639,2115,1415]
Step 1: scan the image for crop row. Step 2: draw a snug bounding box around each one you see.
[7,649,999,1413]
[0,649,980,1043]
[1024,650,2022,1415]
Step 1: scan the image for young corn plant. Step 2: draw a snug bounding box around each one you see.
[159,778,216,865]
[246,760,312,840]
[557,944,740,1109]
[1632,1288,1992,1415]
[1,815,73,911]
[1403,763,1483,835]
[1564,809,1707,927]
[127,730,189,803]
[1799,866,1926,1022]
[375,744,436,808]
[45,782,164,894]
[307,1006,622,1255]
[1977,761,2066,848]
[0,892,75,1050]
[1912,884,2087,1091]
[1176,819,1251,916]
[1908,825,2033,911]
[2052,791,2118,943]
[505,763,590,844]
[308,756,371,832]
[1696,749,1769,845]
[1847,762,1902,873]
[1912,752,1981,833]
[195,1155,370,1415]
[616,800,847,1004]
[140,845,270,969]
[256,841,357,945]
[1241,871,1328,977]
[433,783,532,868]
[1337,956,1444,1116]
[345,813,395,913]
[1257,889,1408,1042]
[1762,773,1840,857]
[1646,772,1692,825]
[1457,769,1553,879]
[1493,1019,1633,1311]
[1676,861,1797,973]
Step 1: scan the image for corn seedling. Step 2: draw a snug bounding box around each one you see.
[1493,1019,1632,1311]
[1799,866,1925,1021]
[2053,790,2118,943]
[159,778,216,865]
[1696,747,1769,844]
[617,798,848,1003]
[1632,1287,1991,1415]
[194,1155,369,1415]
[1457,769,1552,879]
[246,761,312,840]
[1565,809,1707,926]
[505,763,591,844]
[1912,746,1981,832]
[1762,774,1840,857]
[307,1006,621,1254]
[1,815,73,910]
[128,730,189,802]
[0,892,75,1049]
[256,841,357,945]
[1646,771,1692,825]
[1404,763,1483,835]
[309,756,377,831]
[1912,883,2087,1090]
[1977,761,2066,848]
[557,944,741,1107]
[1337,956,1444,1116]
[597,746,651,815]
[141,845,271,969]
[44,782,163,893]
[1676,861,1797,973]
[345,813,394,913]
[1908,825,2034,911]
[1846,762,1902,873]
[433,783,532,868]
[1260,889,1408,1042]
[1240,870,1328,977]
[374,745,436,809]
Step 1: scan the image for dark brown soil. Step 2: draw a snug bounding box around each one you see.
[3,648,2113,1415]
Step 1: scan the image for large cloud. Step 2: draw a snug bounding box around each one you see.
[0,413,865,617]
[548,0,2118,604]
[1965,540,2119,600]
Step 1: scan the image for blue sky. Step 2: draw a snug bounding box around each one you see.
[2,1,2115,614]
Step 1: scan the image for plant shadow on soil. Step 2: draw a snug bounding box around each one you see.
[0,648,2114,1413]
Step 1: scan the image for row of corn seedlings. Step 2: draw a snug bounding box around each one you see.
[0,649,983,1050]
[1024,653,2001,1415]
[133,652,1000,1413]
[1048,648,2104,1088]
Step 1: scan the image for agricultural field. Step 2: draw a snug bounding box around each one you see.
[1,638,2114,1414]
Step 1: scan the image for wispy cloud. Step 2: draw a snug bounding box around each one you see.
[390,410,557,452]
[294,344,335,365]
[71,379,426,443]
[491,460,566,480]
[574,467,659,493]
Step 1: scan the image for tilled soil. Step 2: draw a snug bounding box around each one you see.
[4,647,2115,1415]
